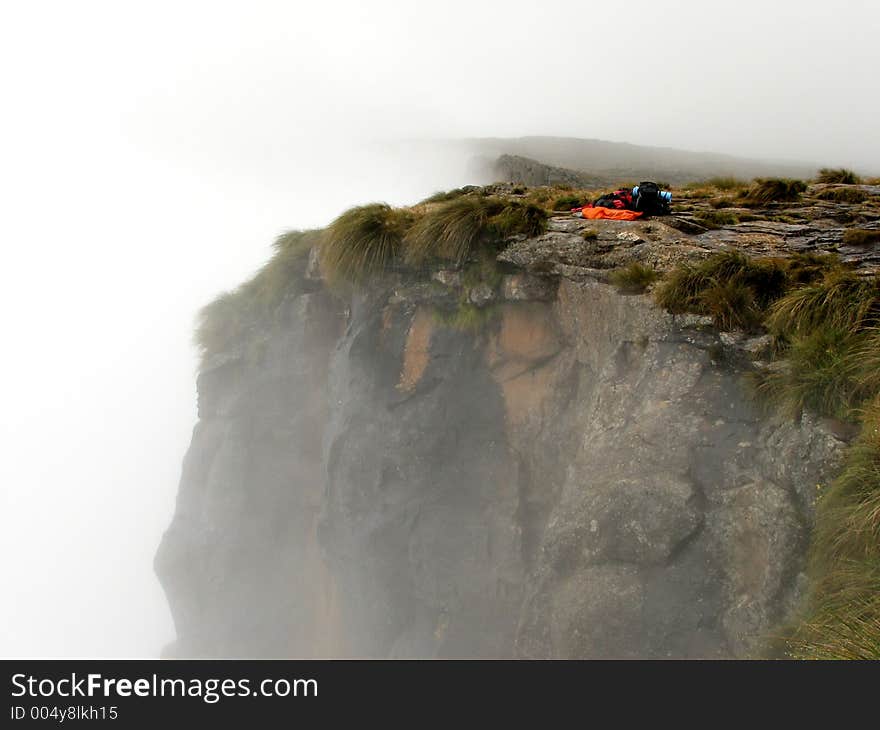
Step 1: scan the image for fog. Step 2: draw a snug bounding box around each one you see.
[1,0,878,657]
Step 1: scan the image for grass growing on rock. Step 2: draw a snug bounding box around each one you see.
[419,187,472,204]
[432,303,498,334]
[816,168,862,185]
[788,397,880,658]
[609,263,660,294]
[320,203,415,284]
[842,229,880,247]
[405,196,546,266]
[695,210,740,228]
[741,178,808,204]
[654,251,798,329]
[195,229,320,362]
[754,327,864,420]
[818,188,868,204]
[764,272,880,339]
[733,262,880,658]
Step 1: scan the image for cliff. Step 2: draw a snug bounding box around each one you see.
[156,181,880,658]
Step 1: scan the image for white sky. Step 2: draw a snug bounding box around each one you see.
[1,0,878,657]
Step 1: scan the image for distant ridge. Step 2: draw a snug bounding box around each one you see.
[462,136,821,186]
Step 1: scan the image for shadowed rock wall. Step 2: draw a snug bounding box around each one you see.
[157,262,845,658]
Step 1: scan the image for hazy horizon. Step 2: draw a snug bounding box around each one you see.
[2,0,878,657]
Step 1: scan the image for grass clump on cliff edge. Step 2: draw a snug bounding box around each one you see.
[320,203,415,285]
[816,168,862,185]
[764,272,880,340]
[741,178,808,205]
[741,267,880,657]
[654,251,795,330]
[754,327,864,420]
[788,397,880,659]
[609,263,660,294]
[419,187,472,204]
[754,272,880,421]
[195,229,319,362]
[405,196,546,266]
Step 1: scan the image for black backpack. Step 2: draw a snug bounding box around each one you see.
[633,181,669,216]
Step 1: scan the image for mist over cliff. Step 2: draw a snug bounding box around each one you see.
[4,0,880,661]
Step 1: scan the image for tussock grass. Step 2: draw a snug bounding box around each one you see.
[709,197,737,209]
[818,188,868,204]
[420,187,473,204]
[742,178,808,204]
[700,279,761,330]
[750,270,880,657]
[754,327,863,420]
[788,398,880,658]
[765,272,880,339]
[655,252,793,329]
[695,210,739,228]
[657,248,880,656]
[842,229,880,247]
[320,204,415,285]
[405,196,546,266]
[609,263,660,294]
[817,168,862,185]
[195,229,320,361]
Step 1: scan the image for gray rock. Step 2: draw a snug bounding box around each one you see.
[432,269,461,288]
[500,273,557,301]
[706,481,805,656]
[159,234,845,659]
[467,283,496,307]
[305,245,322,280]
[575,475,702,565]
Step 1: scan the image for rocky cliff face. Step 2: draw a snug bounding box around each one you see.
[156,214,851,658]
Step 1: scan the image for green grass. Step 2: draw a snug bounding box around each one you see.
[787,398,880,658]
[609,263,660,294]
[552,194,584,210]
[700,279,762,330]
[816,168,862,185]
[405,196,546,266]
[581,229,598,241]
[742,178,808,204]
[709,197,737,209]
[655,247,880,656]
[764,272,880,339]
[195,229,320,362]
[654,252,795,328]
[419,187,473,204]
[655,252,843,332]
[842,229,880,247]
[754,327,864,420]
[818,188,868,204]
[432,303,498,333]
[320,203,415,285]
[712,258,880,657]
[695,210,740,228]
